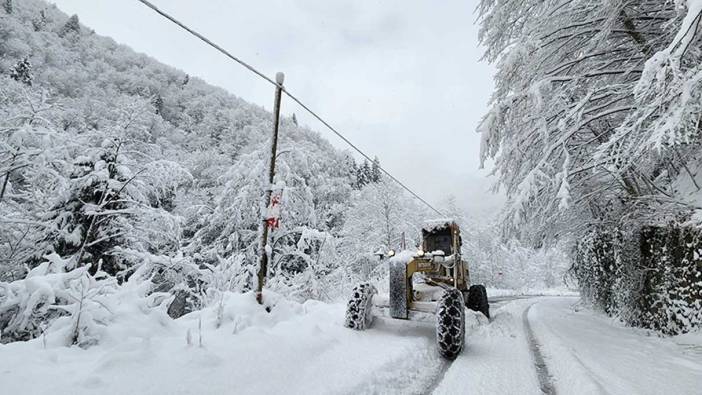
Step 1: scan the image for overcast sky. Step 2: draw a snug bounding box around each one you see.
[51,0,502,216]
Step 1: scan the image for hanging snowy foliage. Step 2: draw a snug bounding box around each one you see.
[478,0,702,242]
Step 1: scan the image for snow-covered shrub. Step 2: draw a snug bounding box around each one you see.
[0,254,116,345]
[268,229,339,301]
[573,224,702,335]
[109,248,208,319]
[0,253,179,346]
[572,228,621,315]
[45,264,118,347]
[637,225,702,335]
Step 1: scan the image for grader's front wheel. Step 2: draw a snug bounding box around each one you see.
[344,283,376,330]
[436,288,465,360]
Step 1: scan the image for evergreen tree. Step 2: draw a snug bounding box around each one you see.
[349,160,359,189]
[371,157,381,183]
[292,113,298,126]
[59,14,80,37]
[32,10,48,31]
[356,160,372,188]
[38,143,130,275]
[151,94,164,115]
[9,58,32,86]
[3,0,12,14]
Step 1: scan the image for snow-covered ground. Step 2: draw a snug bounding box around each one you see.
[0,292,444,395]
[0,293,700,395]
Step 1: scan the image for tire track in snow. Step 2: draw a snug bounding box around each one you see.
[344,316,447,394]
[528,300,613,395]
[422,357,451,394]
[523,302,557,395]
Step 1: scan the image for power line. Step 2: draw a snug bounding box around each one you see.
[134,0,445,217]
[281,89,444,216]
[135,0,276,87]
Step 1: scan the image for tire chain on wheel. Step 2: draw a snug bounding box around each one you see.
[436,288,465,360]
[344,282,376,330]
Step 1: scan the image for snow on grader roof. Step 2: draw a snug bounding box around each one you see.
[422,218,459,233]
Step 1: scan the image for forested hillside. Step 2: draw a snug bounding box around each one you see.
[478,0,702,333]
[0,0,433,339]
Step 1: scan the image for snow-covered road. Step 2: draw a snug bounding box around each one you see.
[439,296,702,395]
[0,293,700,395]
[529,298,702,394]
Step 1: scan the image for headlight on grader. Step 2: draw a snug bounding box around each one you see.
[387,249,396,257]
[416,249,425,257]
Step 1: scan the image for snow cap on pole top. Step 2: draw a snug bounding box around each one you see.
[276,72,285,85]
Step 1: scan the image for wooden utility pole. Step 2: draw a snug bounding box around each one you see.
[256,72,285,305]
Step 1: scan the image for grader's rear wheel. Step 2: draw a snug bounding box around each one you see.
[344,283,376,330]
[467,284,490,319]
[436,288,465,360]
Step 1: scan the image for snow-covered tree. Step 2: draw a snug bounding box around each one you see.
[370,157,381,183]
[9,57,32,85]
[339,177,427,286]
[478,0,702,333]
[355,160,369,188]
[478,0,702,242]
[31,9,47,31]
[58,14,80,37]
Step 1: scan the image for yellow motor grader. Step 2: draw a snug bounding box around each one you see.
[344,220,489,360]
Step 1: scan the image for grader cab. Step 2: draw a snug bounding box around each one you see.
[344,220,490,360]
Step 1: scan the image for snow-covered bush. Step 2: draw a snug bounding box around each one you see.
[112,248,204,318]
[637,225,702,334]
[268,228,338,301]
[0,254,117,345]
[572,228,621,315]
[573,224,702,335]
[0,254,176,346]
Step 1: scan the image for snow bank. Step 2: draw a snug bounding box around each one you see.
[183,290,306,334]
[0,287,447,394]
[487,287,579,298]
